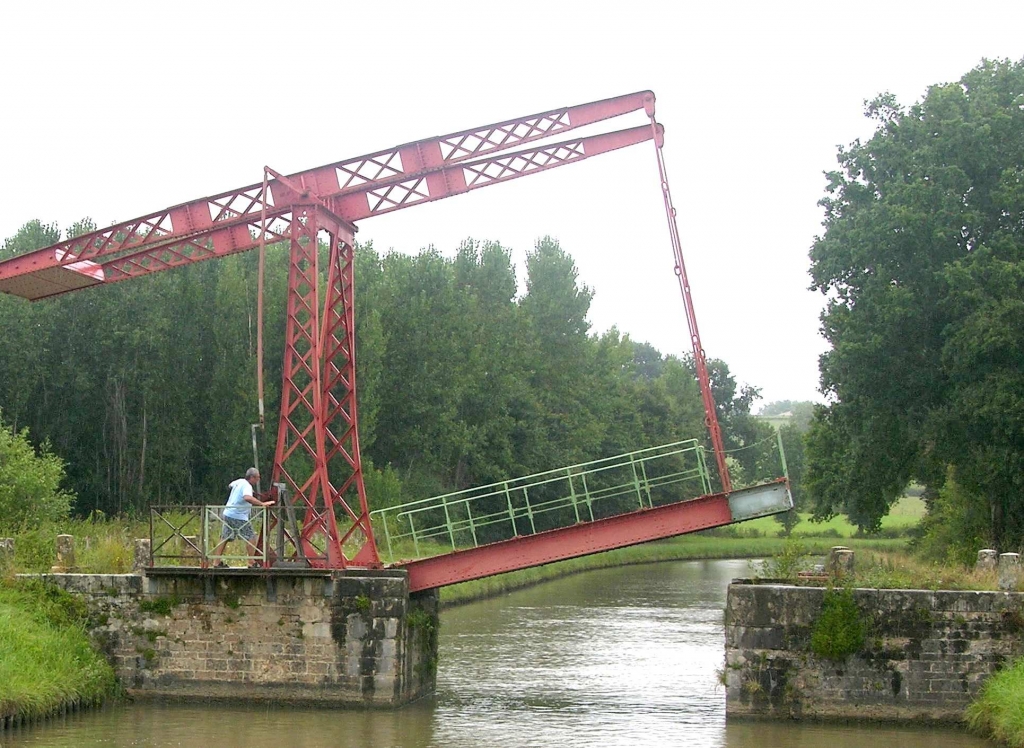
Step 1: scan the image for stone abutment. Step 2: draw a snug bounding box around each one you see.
[32,569,438,707]
[725,582,1024,722]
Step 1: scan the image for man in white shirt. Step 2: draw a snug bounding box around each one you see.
[209,467,275,567]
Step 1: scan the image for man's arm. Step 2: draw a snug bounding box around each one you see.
[244,493,275,508]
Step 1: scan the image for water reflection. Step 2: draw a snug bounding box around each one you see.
[2,559,990,748]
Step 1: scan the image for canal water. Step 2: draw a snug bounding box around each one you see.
[2,559,990,747]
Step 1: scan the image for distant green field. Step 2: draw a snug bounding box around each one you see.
[734,495,925,538]
[757,415,792,430]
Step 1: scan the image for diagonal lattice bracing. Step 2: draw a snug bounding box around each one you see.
[463,142,585,187]
[438,111,572,161]
[365,177,431,213]
[268,207,378,568]
[317,230,378,563]
[3,93,654,292]
[336,151,405,191]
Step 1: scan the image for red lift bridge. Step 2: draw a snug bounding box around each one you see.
[0,91,791,589]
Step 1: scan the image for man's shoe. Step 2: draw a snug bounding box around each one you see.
[214,562,229,569]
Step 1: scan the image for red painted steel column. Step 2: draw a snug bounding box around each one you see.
[268,206,380,568]
[270,208,338,566]
[318,208,379,566]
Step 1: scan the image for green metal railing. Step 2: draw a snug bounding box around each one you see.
[149,499,325,568]
[370,439,712,564]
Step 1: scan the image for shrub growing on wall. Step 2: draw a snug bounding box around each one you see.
[811,588,865,660]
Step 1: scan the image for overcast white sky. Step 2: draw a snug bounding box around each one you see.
[2,1,1022,406]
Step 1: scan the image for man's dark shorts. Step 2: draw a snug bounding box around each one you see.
[220,516,256,542]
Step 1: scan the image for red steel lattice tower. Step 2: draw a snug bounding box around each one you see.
[0,90,732,568]
[272,204,379,566]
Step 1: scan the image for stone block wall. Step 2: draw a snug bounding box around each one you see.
[725,582,1024,722]
[34,570,438,707]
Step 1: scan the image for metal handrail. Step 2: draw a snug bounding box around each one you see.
[148,501,325,568]
[370,439,712,563]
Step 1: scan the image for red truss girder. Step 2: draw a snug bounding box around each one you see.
[8,124,660,294]
[402,493,735,592]
[0,92,655,297]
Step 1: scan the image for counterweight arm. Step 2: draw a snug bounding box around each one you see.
[0,92,654,299]
[96,124,660,283]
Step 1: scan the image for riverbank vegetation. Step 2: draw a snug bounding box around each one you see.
[802,58,1024,745]
[805,57,1024,551]
[968,659,1024,747]
[0,579,117,722]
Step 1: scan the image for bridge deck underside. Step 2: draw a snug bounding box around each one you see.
[399,481,789,592]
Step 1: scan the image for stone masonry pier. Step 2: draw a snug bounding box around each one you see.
[725,582,1024,722]
[32,568,438,707]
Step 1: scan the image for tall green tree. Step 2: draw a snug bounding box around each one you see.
[518,236,603,468]
[806,58,1024,543]
[0,220,772,520]
[0,221,59,432]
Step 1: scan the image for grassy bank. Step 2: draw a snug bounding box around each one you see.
[968,659,1024,747]
[440,534,908,607]
[0,579,118,723]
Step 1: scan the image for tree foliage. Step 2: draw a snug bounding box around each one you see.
[758,400,815,432]
[915,469,992,566]
[0,225,771,516]
[806,58,1024,543]
[0,410,73,532]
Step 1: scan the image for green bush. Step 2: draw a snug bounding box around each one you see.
[0,412,74,534]
[13,526,57,572]
[363,458,405,511]
[801,527,843,539]
[6,578,90,629]
[916,470,991,566]
[811,588,865,660]
[760,537,809,580]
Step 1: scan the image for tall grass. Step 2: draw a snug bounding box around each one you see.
[732,496,925,540]
[852,550,1007,591]
[9,516,147,574]
[0,579,117,721]
[967,658,1024,746]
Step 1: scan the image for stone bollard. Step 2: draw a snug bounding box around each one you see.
[977,549,999,571]
[998,553,1021,591]
[181,535,201,564]
[0,537,14,569]
[133,538,151,574]
[827,546,854,580]
[51,534,76,572]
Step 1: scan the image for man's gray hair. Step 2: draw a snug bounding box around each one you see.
[245,467,260,479]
